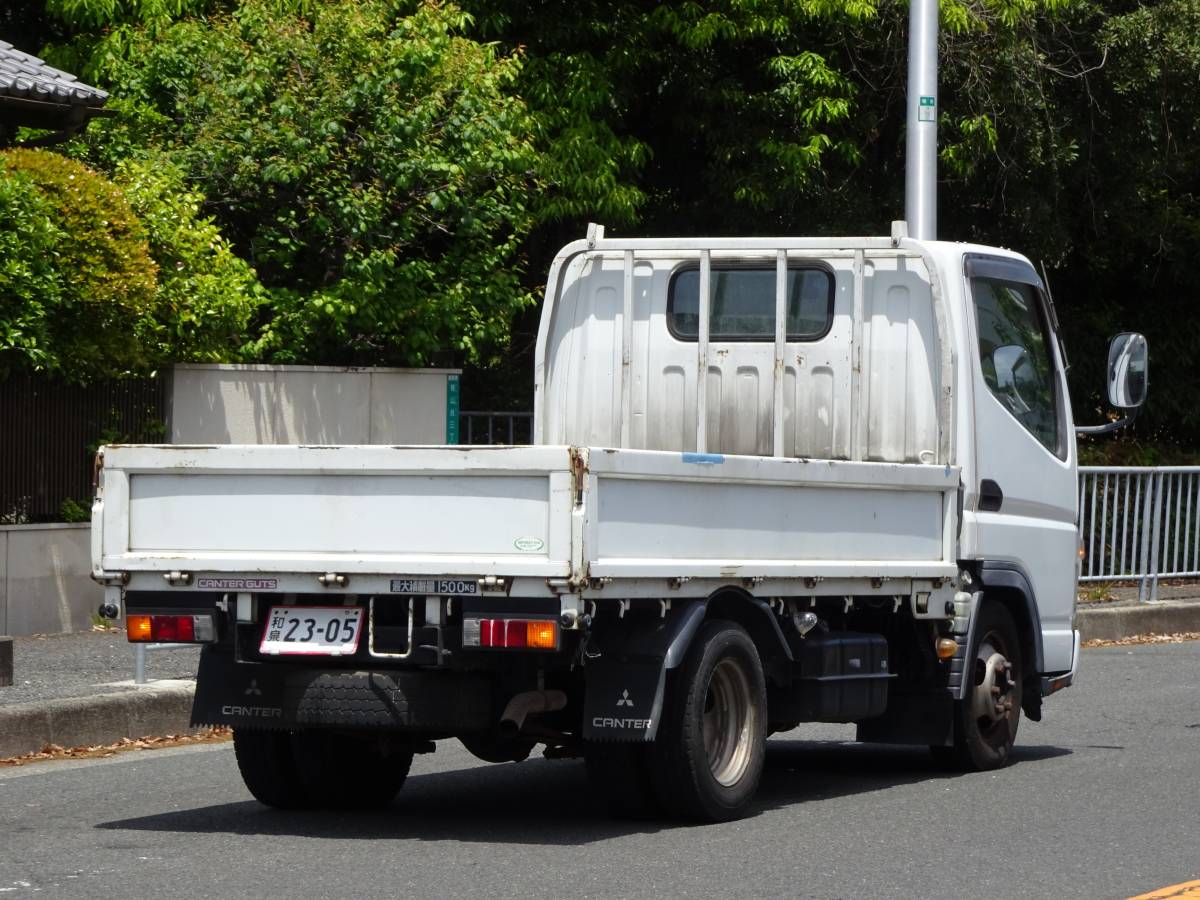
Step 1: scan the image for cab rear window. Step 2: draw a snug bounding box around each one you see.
[668,266,834,341]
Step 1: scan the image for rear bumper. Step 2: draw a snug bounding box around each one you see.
[191,647,493,734]
[1041,629,1082,697]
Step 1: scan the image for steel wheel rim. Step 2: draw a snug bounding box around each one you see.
[702,658,756,787]
[971,629,1016,738]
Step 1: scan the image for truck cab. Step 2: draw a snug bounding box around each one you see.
[538,225,1082,665]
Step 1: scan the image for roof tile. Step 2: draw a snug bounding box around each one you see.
[0,42,108,108]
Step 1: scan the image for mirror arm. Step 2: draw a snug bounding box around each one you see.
[1075,406,1140,436]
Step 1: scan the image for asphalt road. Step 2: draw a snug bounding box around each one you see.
[1,643,1197,900]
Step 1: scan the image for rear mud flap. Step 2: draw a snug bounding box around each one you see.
[582,660,666,742]
[581,601,706,743]
[191,647,492,733]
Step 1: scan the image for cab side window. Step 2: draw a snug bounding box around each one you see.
[971,277,1060,454]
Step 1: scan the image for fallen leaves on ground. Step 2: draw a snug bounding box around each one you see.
[1083,632,1200,648]
[0,727,231,767]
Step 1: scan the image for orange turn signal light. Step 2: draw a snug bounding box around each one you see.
[127,615,152,642]
[526,620,558,650]
[936,638,959,660]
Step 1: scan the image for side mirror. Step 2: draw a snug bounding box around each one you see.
[1107,332,1148,409]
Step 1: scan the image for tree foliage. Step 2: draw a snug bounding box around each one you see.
[0,149,261,379]
[82,0,545,366]
[115,156,264,365]
[0,149,156,377]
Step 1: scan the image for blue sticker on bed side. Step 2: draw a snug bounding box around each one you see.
[681,452,725,464]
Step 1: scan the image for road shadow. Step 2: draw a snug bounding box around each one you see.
[97,741,1071,845]
[758,740,1072,808]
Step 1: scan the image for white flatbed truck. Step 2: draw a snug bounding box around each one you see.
[91,225,1147,820]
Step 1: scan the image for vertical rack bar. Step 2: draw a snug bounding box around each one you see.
[772,250,787,458]
[696,250,711,453]
[850,250,866,461]
[620,249,634,449]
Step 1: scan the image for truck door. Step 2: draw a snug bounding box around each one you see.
[965,254,1077,674]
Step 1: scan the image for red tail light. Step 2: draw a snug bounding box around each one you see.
[154,615,194,642]
[465,618,558,650]
[126,614,215,643]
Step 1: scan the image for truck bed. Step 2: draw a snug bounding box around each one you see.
[93,444,960,589]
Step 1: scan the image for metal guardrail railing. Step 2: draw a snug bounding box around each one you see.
[1078,466,1200,602]
[459,410,533,445]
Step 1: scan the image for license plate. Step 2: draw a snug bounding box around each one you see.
[260,606,363,656]
[390,578,479,596]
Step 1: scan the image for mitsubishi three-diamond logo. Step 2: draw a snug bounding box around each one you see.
[244,679,262,697]
[592,687,649,730]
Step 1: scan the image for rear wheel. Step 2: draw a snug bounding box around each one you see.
[934,602,1023,771]
[292,731,413,809]
[233,728,310,809]
[650,620,767,822]
[584,742,661,819]
[233,728,413,809]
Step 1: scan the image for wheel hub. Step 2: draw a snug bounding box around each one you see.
[701,659,756,787]
[972,650,1015,730]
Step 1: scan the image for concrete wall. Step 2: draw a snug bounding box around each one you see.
[168,364,461,445]
[0,524,101,636]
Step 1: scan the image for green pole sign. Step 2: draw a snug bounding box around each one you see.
[445,374,460,444]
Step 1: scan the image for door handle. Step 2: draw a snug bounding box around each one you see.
[979,479,1004,512]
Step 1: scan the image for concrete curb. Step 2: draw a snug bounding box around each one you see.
[0,681,195,759]
[1077,599,1200,643]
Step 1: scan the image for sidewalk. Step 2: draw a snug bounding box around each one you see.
[0,630,201,758]
[1,596,1199,760]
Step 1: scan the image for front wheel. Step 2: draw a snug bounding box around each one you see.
[651,620,767,822]
[934,602,1023,771]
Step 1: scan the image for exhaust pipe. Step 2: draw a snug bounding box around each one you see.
[905,0,939,240]
[498,690,567,737]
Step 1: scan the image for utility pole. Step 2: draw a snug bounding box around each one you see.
[905,0,938,240]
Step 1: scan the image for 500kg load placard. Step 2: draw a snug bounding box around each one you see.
[390,578,479,595]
